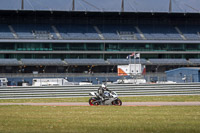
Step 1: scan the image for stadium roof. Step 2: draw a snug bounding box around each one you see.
[0,0,200,13]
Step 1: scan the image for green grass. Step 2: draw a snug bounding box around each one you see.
[0,95,200,103]
[0,106,199,133]
[120,95,200,102]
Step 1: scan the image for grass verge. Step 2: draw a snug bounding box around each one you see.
[0,95,199,103]
[0,106,199,133]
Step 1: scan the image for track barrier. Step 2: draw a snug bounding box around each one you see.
[0,83,200,99]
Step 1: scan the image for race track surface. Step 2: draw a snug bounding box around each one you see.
[0,102,200,106]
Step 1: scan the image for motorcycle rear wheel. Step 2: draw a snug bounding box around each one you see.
[89,98,99,106]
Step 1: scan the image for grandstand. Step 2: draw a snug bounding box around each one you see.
[0,0,200,76]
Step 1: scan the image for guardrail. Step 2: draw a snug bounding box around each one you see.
[0,83,200,99]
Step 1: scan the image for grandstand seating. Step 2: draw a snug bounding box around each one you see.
[64,59,107,65]
[12,24,34,39]
[55,24,100,40]
[97,25,120,40]
[139,24,183,40]
[148,59,188,65]
[12,24,56,40]
[97,24,142,40]
[21,59,65,66]
[118,25,141,40]
[0,24,14,39]
[0,23,199,40]
[178,25,200,40]
[0,59,19,66]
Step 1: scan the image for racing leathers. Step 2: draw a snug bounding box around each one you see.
[97,86,111,101]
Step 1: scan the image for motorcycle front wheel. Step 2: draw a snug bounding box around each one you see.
[89,98,99,106]
[112,98,122,106]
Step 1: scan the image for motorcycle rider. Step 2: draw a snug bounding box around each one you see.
[97,84,111,102]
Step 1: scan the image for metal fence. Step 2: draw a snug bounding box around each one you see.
[1,72,200,86]
[0,73,118,78]
[0,83,200,99]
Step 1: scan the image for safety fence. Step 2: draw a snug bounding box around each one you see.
[0,83,200,99]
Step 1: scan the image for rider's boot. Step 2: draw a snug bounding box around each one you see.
[101,97,105,102]
[99,96,104,103]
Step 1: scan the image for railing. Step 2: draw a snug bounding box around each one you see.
[0,83,200,99]
[2,72,199,85]
[0,73,118,78]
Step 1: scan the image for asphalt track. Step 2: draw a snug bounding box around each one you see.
[0,102,200,106]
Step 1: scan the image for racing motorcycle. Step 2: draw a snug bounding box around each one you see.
[89,91,122,106]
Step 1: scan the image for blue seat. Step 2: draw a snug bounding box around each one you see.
[0,24,14,39]
[56,24,100,40]
[178,25,200,40]
[139,24,182,40]
[12,24,56,39]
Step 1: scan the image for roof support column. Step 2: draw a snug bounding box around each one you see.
[72,0,75,11]
[169,0,172,13]
[121,0,124,12]
[21,0,24,10]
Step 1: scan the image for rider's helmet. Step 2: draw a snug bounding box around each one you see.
[101,84,106,89]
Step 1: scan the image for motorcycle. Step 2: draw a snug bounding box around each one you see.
[89,91,122,106]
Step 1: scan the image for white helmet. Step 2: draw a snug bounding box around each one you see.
[101,84,106,88]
